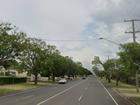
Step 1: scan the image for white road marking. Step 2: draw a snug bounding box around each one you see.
[21,95,34,100]
[78,95,83,102]
[85,87,88,90]
[97,79,119,105]
[37,80,86,105]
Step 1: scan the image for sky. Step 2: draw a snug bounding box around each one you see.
[0,0,140,69]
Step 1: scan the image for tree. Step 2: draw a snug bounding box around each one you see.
[40,45,61,81]
[118,42,140,92]
[0,22,91,84]
[0,23,27,70]
[92,56,111,82]
[21,38,47,85]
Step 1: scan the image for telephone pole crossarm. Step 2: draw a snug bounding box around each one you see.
[124,19,140,22]
[124,19,140,43]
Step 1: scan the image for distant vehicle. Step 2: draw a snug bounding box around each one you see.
[58,78,67,84]
[82,76,86,79]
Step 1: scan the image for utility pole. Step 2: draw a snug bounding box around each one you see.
[124,19,140,92]
[124,19,140,42]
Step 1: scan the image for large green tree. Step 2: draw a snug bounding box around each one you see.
[21,38,47,85]
[118,42,140,92]
[92,56,116,83]
[0,23,27,70]
[0,22,91,85]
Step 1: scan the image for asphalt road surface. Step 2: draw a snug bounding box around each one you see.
[0,76,132,105]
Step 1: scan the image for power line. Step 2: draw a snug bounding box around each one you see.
[36,32,125,42]
[39,38,98,42]
[42,39,92,41]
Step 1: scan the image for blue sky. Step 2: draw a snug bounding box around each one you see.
[0,0,140,69]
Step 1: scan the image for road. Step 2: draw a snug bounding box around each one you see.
[0,76,132,105]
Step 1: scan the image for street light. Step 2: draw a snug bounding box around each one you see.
[99,37,120,59]
[99,37,121,46]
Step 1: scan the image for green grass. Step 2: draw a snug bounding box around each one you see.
[100,78,140,105]
[0,82,49,95]
[131,97,140,105]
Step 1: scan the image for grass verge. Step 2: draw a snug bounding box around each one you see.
[0,82,50,95]
[100,78,140,105]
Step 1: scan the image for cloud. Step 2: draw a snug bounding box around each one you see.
[0,0,140,69]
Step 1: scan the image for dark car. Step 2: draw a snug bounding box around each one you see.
[82,77,86,79]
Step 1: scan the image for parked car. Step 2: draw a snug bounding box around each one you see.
[58,78,67,84]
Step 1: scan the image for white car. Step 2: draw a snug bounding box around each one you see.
[58,78,67,84]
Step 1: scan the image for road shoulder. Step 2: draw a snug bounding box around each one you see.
[99,78,134,105]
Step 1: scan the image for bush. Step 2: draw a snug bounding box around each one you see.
[0,72,5,76]
[127,77,140,86]
[0,77,27,85]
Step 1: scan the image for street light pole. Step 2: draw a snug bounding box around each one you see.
[99,37,121,46]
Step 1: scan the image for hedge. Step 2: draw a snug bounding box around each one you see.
[0,77,27,85]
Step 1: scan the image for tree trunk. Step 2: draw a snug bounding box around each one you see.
[116,80,118,86]
[72,75,75,79]
[48,76,51,80]
[126,77,129,84]
[116,77,120,86]
[108,77,111,83]
[136,70,139,93]
[106,76,108,81]
[101,75,103,79]
[62,75,64,78]
[52,73,55,82]
[107,74,111,83]
[34,74,38,85]
[68,75,70,79]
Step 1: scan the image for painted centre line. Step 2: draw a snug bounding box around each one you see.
[37,80,86,105]
[21,95,34,100]
[78,95,83,102]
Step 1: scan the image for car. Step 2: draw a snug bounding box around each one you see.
[58,78,67,84]
[82,76,86,79]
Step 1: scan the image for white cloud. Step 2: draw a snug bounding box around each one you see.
[0,0,140,69]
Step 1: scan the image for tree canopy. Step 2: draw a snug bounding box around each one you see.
[0,22,92,85]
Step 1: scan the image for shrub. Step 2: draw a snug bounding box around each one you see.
[0,77,27,85]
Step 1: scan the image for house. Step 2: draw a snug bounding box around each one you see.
[0,66,6,76]
[0,66,27,77]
